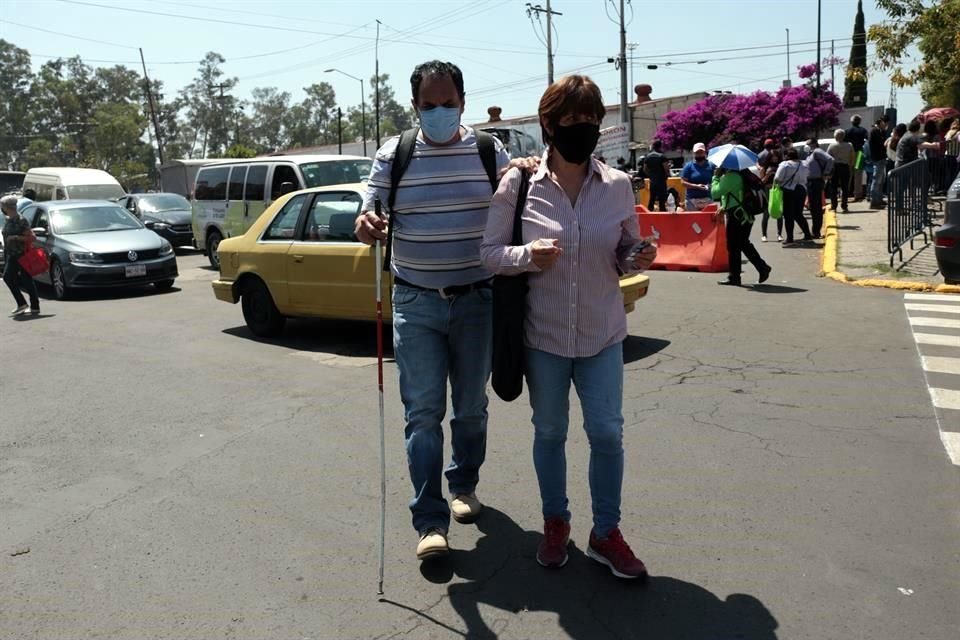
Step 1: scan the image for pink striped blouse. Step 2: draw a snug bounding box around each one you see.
[480,154,644,359]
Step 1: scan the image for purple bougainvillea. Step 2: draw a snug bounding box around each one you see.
[654,76,842,151]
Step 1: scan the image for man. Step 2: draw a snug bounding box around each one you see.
[845,115,869,200]
[868,119,888,208]
[896,119,939,168]
[642,140,670,211]
[17,188,36,213]
[827,129,854,213]
[782,136,804,160]
[756,138,777,170]
[804,137,834,238]
[2,194,40,316]
[356,61,510,561]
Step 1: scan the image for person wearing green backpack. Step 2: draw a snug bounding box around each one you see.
[711,168,772,286]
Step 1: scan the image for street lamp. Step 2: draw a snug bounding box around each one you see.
[325,68,367,156]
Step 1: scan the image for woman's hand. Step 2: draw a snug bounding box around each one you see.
[530,238,561,270]
[631,243,657,271]
[500,155,541,179]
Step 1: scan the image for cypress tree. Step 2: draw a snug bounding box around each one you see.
[844,0,869,107]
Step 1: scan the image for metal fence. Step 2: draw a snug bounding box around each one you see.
[887,158,934,267]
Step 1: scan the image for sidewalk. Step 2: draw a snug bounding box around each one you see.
[820,198,960,293]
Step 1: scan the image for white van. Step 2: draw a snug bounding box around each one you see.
[22,167,126,202]
[192,154,372,268]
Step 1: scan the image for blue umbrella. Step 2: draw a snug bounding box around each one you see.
[707,143,759,170]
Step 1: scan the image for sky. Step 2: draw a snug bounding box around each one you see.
[1,0,927,130]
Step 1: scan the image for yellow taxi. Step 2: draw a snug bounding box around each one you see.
[212,183,650,336]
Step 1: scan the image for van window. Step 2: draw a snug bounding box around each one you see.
[63,184,125,200]
[245,164,267,201]
[228,166,247,200]
[270,165,300,200]
[299,159,373,187]
[30,182,54,202]
[55,187,67,200]
[262,194,307,240]
[195,167,229,200]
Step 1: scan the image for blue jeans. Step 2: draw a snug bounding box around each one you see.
[525,343,625,538]
[870,162,887,203]
[392,284,492,534]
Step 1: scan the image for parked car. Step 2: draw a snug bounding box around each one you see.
[118,192,194,249]
[21,200,178,299]
[211,184,651,336]
[22,167,125,202]
[192,154,373,269]
[0,170,26,195]
[935,169,960,284]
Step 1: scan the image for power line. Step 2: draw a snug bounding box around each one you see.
[0,18,138,50]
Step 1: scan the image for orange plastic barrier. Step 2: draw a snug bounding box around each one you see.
[636,205,729,273]
[634,176,687,209]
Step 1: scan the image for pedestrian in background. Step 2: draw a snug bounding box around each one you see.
[680,142,714,210]
[758,138,783,242]
[827,129,854,213]
[643,140,671,211]
[2,194,40,317]
[896,119,939,168]
[845,115,869,200]
[804,137,834,239]
[923,119,947,194]
[868,119,889,208]
[774,148,812,246]
[711,167,771,286]
[481,74,656,580]
[17,188,36,213]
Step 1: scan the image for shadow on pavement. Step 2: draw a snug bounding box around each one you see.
[623,335,671,364]
[383,508,779,639]
[35,284,181,301]
[222,318,395,360]
[12,313,55,321]
[748,284,808,294]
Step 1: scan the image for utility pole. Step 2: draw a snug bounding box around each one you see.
[526,2,562,85]
[138,48,164,166]
[618,0,628,132]
[785,28,791,87]
[375,19,381,148]
[211,82,229,155]
[830,40,836,89]
[816,0,822,93]
[337,107,343,154]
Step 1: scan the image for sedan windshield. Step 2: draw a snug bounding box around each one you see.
[299,160,373,188]
[50,206,143,234]
[64,184,126,200]
[138,194,190,213]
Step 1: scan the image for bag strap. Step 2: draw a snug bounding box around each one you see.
[475,129,500,192]
[383,128,419,272]
[510,170,531,246]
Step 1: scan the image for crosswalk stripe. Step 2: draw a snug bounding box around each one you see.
[909,317,960,329]
[942,433,960,465]
[913,333,960,347]
[930,388,960,411]
[921,356,960,375]
[904,294,960,303]
[905,303,960,314]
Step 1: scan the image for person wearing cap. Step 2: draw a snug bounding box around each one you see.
[845,115,869,200]
[679,142,714,210]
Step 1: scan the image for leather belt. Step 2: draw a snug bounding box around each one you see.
[394,276,492,300]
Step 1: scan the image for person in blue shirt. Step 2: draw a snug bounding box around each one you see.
[679,143,714,210]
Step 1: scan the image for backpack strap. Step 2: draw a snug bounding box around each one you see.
[511,170,531,246]
[475,130,500,192]
[383,128,419,272]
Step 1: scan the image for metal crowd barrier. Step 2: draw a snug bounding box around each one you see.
[888,158,934,267]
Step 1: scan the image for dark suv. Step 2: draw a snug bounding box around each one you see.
[117,193,195,249]
[935,170,960,284]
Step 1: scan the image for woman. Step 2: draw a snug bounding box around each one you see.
[827,129,854,212]
[481,75,656,580]
[1,194,40,316]
[759,145,784,242]
[711,168,772,286]
[680,142,714,210]
[774,148,812,246]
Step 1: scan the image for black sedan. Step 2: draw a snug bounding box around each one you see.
[935,170,960,284]
[117,193,195,249]
[21,200,178,299]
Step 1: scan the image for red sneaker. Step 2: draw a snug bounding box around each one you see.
[536,517,571,569]
[587,527,648,580]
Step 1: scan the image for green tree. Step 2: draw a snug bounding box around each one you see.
[180,52,238,157]
[29,56,101,164]
[249,87,291,152]
[868,0,960,108]
[0,40,34,169]
[87,102,151,187]
[371,73,414,138]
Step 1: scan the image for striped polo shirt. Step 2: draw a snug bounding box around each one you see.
[363,126,510,289]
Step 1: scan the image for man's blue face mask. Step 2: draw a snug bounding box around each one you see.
[419,106,461,143]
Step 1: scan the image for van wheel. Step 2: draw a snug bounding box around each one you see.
[241,279,285,337]
[50,259,70,300]
[207,230,223,269]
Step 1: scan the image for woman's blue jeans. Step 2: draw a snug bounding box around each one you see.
[525,342,625,537]
[392,284,492,535]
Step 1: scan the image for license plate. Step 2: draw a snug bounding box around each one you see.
[125,265,146,278]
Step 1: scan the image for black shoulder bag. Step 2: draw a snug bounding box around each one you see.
[491,170,531,402]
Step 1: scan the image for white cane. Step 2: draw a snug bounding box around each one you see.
[374,199,387,596]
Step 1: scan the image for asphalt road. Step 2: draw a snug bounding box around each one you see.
[1,241,957,640]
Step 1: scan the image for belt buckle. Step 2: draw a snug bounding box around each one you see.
[438,287,451,300]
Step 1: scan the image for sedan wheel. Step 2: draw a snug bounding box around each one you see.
[241,279,285,337]
[50,260,69,300]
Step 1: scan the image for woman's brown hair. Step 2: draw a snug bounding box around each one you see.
[538,75,606,145]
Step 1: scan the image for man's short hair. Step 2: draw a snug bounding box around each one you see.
[834,129,845,139]
[807,137,819,148]
[22,188,36,199]
[851,115,861,124]
[410,60,465,103]
[0,194,19,211]
[538,75,606,145]
[786,148,799,160]
[651,139,663,151]
[908,119,922,133]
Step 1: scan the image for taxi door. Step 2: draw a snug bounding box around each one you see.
[286,190,392,321]
[252,193,311,313]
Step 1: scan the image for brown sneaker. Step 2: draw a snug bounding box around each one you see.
[587,527,648,580]
[536,517,571,569]
[416,528,449,560]
[451,493,482,523]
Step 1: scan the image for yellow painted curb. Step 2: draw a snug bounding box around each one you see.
[819,207,960,294]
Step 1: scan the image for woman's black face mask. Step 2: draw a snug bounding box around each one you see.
[552,122,601,165]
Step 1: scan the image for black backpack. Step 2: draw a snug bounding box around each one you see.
[381,128,499,271]
[731,169,767,218]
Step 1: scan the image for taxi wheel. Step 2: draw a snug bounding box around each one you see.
[241,278,285,337]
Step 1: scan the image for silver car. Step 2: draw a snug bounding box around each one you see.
[21,200,178,299]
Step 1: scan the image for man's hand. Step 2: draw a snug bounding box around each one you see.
[499,155,541,180]
[355,210,387,245]
[632,243,657,271]
[530,238,561,270]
